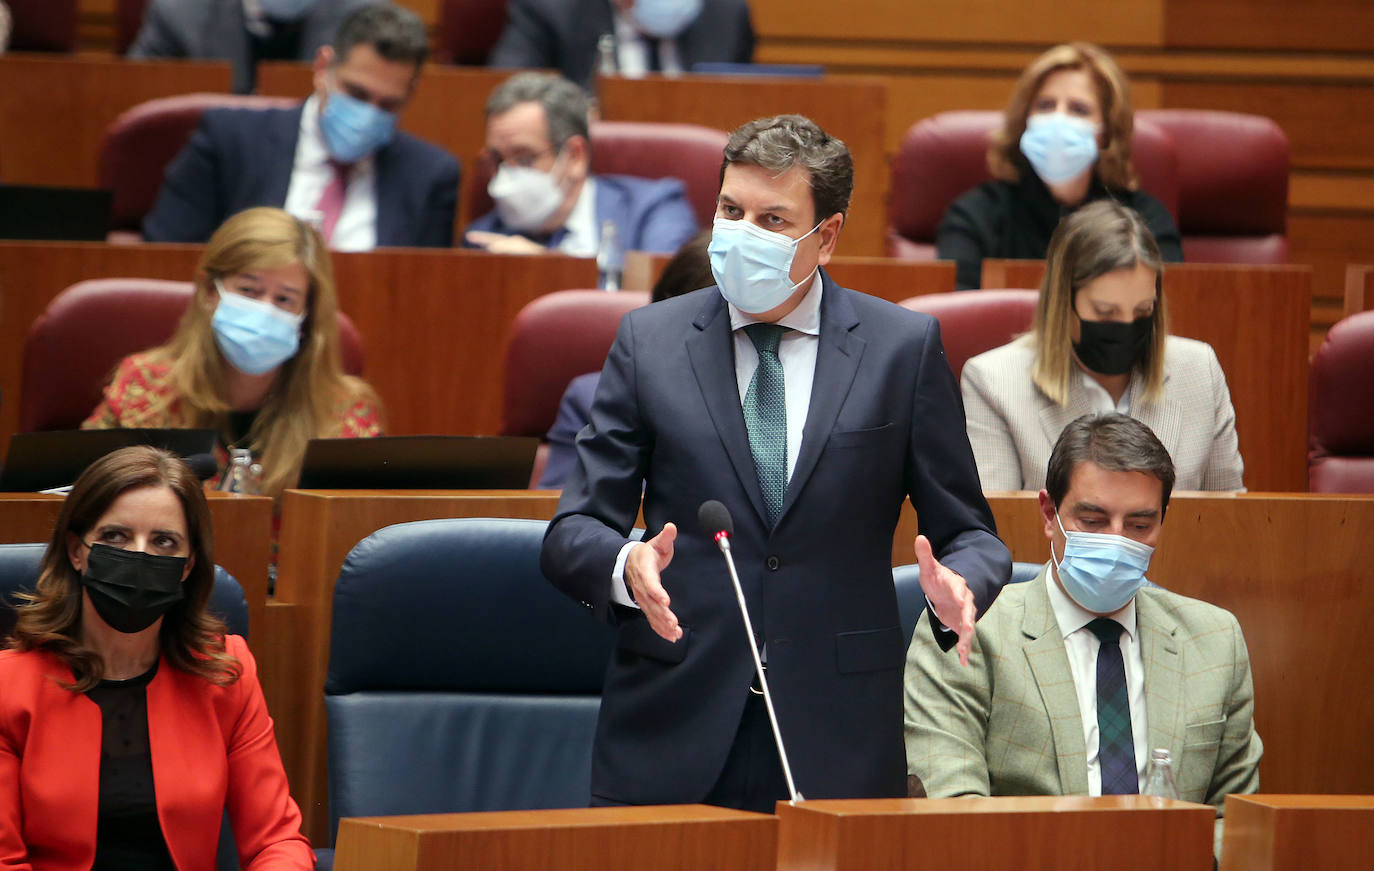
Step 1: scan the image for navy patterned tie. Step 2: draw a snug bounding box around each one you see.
[742,323,788,527]
[1089,618,1138,795]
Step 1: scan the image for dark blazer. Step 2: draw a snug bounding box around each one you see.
[490,0,754,89]
[465,174,697,254]
[143,103,461,248]
[539,371,601,489]
[128,0,374,94]
[541,271,1011,804]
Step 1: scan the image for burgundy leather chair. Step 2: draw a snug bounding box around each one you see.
[1137,109,1289,264]
[20,279,366,433]
[898,289,1039,380]
[98,94,299,238]
[1308,310,1374,493]
[500,289,650,486]
[115,0,150,55]
[886,110,1180,260]
[436,0,510,65]
[466,121,729,229]
[6,0,78,52]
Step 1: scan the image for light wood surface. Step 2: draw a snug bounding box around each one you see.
[896,492,1374,799]
[0,492,273,643]
[622,252,956,303]
[1220,794,1374,871]
[333,805,777,871]
[776,796,1215,870]
[1345,265,1374,317]
[0,243,599,448]
[0,54,232,188]
[596,74,889,258]
[975,262,1312,493]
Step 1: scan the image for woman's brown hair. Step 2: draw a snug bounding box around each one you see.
[10,446,240,691]
[988,42,1138,191]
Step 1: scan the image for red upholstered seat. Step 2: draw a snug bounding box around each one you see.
[467,121,730,228]
[20,279,365,433]
[115,0,150,54]
[436,0,510,65]
[1137,109,1290,264]
[1308,310,1374,493]
[898,289,1039,380]
[501,289,649,485]
[98,94,299,237]
[7,0,78,52]
[886,110,1180,260]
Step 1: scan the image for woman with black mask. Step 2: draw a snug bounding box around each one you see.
[0,446,312,870]
[961,200,1244,492]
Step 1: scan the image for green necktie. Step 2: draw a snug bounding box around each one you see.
[1089,617,1138,795]
[743,323,789,527]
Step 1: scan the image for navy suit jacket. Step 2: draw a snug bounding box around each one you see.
[143,104,461,248]
[540,271,1011,804]
[465,174,697,256]
[490,0,754,90]
[539,371,601,489]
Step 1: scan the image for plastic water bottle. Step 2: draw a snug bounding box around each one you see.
[598,219,622,291]
[218,448,262,495]
[597,33,618,77]
[1141,748,1179,799]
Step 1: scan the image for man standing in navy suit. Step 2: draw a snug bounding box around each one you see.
[144,4,460,249]
[464,72,697,270]
[541,114,1010,812]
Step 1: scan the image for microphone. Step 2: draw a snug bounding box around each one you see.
[183,453,221,482]
[697,500,803,804]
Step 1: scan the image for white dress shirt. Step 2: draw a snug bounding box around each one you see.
[554,178,600,257]
[610,271,825,606]
[612,9,685,77]
[1077,366,1136,415]
[282,95,379,252]
[1045,565,1149,794]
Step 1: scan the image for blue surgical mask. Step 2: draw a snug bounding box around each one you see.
[211,283,305,375]
[256,0,319,20]
[633,0,703,37]
[1020,113,1099,185]
[1050,512,1153,614]
[708,217,821,315]
[319,89,397,164]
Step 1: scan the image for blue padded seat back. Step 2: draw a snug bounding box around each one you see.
[327,517,616,695]
[893,561,1044,646]
[0,542,248,640]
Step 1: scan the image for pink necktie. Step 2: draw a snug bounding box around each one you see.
[315,161,350,243]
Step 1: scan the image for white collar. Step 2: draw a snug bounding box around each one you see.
[727,270,824,336]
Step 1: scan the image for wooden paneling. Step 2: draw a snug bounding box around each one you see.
[0,54,232,187]
[1164,0,1374,53]
[777,797,1214,870]
[334,805,777,871]
[1288,213,1374,347]
[0,243,599,450]
[1221,795,1374,871]
[1346,265,1374,317]
[596,75,889,257]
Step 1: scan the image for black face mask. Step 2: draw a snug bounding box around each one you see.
[80,543,187,635]
[1073,315,1154,376]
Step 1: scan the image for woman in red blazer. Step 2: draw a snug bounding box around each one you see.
[0,446,313,870]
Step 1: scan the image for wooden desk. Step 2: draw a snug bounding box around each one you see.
[597,75,889,258]
[269,489,564,843]
[896,492,1374,799]
[1220,795,1374,871]
[976,261,1311,493]
[1344,264,1374,316]
[0,243,599,447]
[0,491,273,640]
[0,54,232,187]
[777,797,1215,870]
[622,252,956,303]
[333,805,777,871]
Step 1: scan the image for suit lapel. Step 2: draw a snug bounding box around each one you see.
[1022,571,1090,795]
[263,107,304,209]
[1130,368,1181,456]
[1136,590,1185,774]
[777,271,864,526]
[686,292,769,526]
[373,143,405,247]
[1037,375,1097,451]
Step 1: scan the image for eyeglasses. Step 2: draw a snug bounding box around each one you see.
[486,147,557,170]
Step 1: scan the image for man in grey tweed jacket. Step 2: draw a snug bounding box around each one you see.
[905,412,1261,854]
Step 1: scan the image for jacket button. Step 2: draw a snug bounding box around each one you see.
[765,556,780,571]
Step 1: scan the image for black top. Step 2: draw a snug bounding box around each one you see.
[226,409,259,452]
[85,661,176,871]
[935,172,1184,290]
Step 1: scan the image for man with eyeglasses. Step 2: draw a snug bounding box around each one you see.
[144,4,460,250]
[464,72,697,268]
